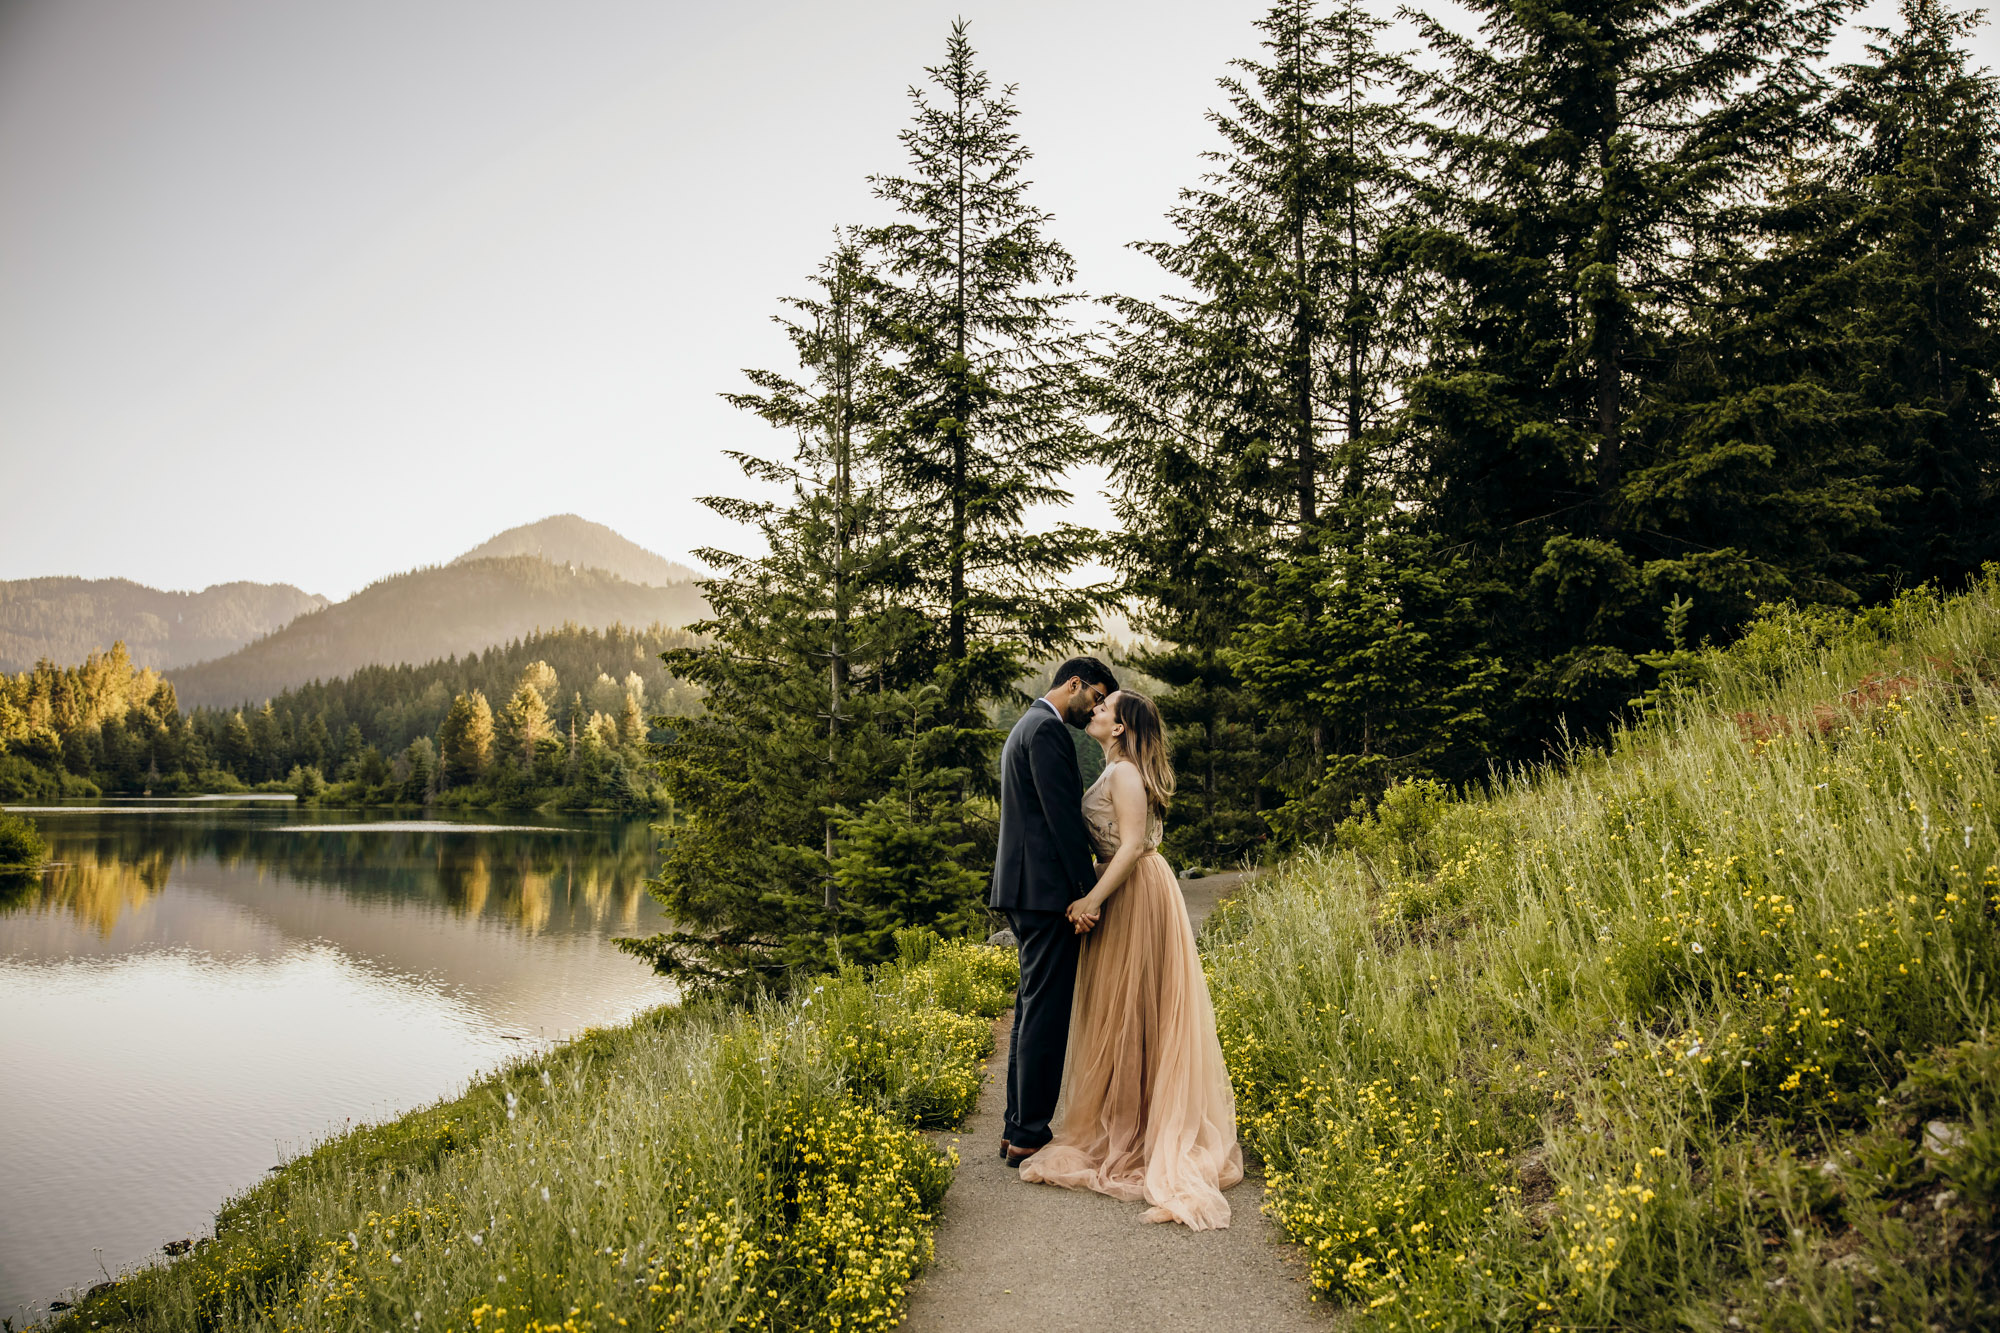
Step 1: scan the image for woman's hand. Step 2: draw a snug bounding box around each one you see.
[1067,891,1105,933]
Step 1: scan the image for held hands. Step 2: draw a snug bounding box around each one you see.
[1068,861,1114,932]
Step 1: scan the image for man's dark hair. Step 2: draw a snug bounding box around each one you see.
[1050,655,1118,695]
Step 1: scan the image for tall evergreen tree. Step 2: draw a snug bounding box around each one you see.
[1403,0,1853,749]
[1104,0,1419,855]
[630,239,972,990]
[221,711,254,776]
[250,703,283,781]
[517,661,560,707]
[1839,0,2000,583]
[300,714,330,771]
[438,691,493,788]
[1617,0,1997,637]
[827,686,987,958]
[498,680,552,771]
[866,20,1105,735]
[400,737,437,804]
[1229,499,1500,835]
[1616,12,2000,625]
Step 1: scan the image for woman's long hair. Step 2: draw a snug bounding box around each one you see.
[1108,690,1175,819]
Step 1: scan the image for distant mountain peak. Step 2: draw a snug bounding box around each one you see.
[164,555,707,707]
[453,516,698,587]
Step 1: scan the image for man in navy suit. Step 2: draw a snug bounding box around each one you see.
[991,655,1119,1166]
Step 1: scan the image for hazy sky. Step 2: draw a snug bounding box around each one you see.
[0,0,1926,599]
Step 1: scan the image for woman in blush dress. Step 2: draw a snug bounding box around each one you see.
[1016,689,1244,1228]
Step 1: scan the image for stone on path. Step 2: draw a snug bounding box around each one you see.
[901,871,1335,1333]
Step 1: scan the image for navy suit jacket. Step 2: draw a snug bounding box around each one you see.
[989,700,1097,914]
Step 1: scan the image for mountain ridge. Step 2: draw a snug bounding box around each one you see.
[0,577,329,673]
[3,517,706,699]
[165,554,706,709]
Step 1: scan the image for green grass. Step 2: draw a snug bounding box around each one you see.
[45,932,1014,1333]
[1204,573,2000,1332]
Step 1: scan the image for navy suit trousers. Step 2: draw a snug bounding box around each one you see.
[1003,907,1080,1149]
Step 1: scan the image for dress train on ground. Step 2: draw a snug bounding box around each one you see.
[1018,766,1243,1229]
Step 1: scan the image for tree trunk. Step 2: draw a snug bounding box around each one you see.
[1206,718,1217,823]
[1593,85,1623,521]
[1289,24,1317,542]
[836,264,865,915]
[949,111,970,676]
[1295,211,1316,538]
[1343,101,1365,498]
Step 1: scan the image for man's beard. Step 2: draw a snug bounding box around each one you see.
[1061,695,1094,727]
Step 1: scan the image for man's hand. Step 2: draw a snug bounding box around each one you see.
[1066,893,1103,934]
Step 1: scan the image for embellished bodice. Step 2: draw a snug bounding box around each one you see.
[1082,761,1163,859]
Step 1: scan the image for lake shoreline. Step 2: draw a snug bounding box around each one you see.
[0,806,675,1324]
[33,933,1015,1333]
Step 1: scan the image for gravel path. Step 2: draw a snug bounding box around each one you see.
[900,872,1336,1333]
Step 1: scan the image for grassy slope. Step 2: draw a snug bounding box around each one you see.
[49,934,1014,1333]
[1204,575,2000,1331]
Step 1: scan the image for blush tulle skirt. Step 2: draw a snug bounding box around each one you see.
[1018,850,1244,1228]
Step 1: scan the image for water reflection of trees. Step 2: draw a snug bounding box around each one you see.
[1,846,173,935]
[431,840,657,934]
[0,817,662,936]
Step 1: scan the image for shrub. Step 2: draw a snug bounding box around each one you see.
[0,808,47,873]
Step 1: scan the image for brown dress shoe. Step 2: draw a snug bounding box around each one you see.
[1004,1143,1041,1168]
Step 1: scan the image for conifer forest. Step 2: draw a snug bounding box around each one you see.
[629,0,1999,986]
[0,625,697,812]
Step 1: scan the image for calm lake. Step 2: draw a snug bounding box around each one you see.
[0,802,679,1324]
